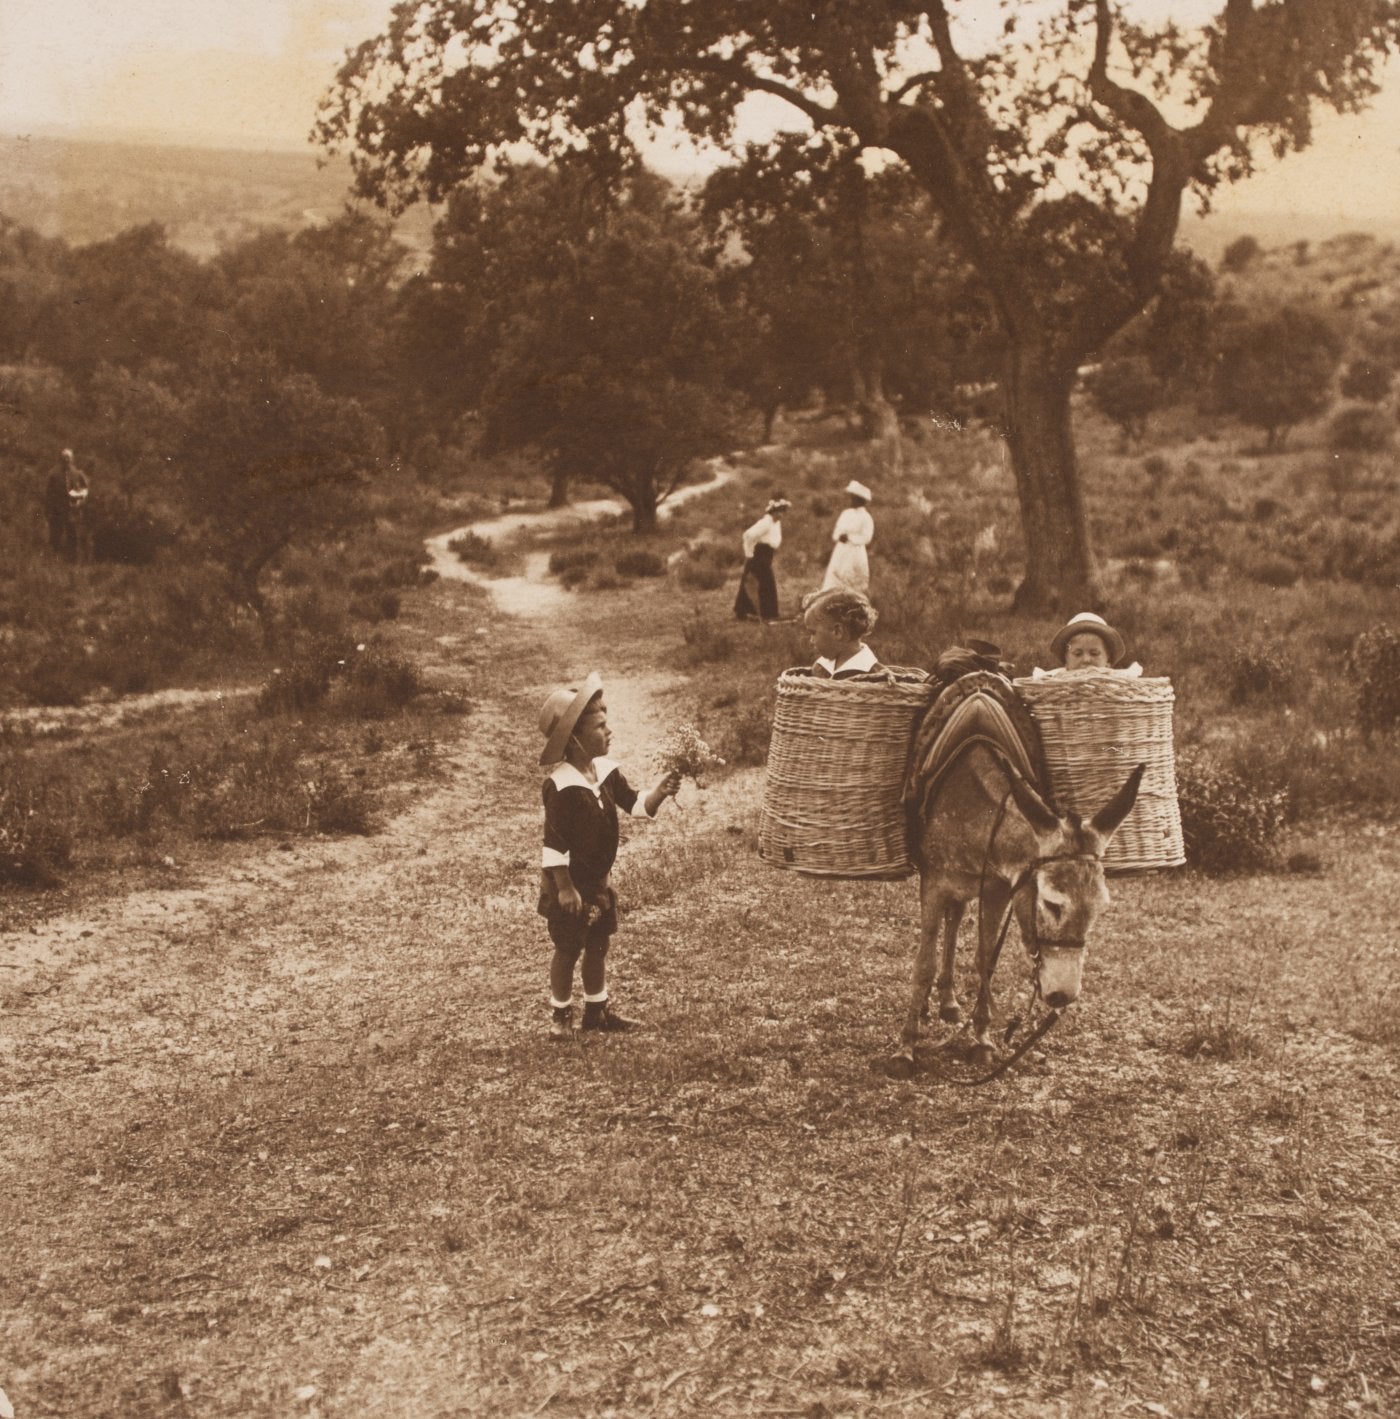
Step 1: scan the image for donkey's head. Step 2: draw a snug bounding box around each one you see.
[1004,765,1145,1010]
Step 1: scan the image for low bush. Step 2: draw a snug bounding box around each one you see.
[1176,748,1288,873]
[334,646,423,719]
[1328,405,1392,452]
[678,610,738,667]
[1226,642,1294,706]
[91,498,179,566]
[0,760,75,887]
[614,548,667,578]
[1235,551,1301,588]
[548,547,599,589]
[674,539,737,591]
[448,531,502,570]
[1351,625,1400,739]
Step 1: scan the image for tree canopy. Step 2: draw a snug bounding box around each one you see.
[319,0,1399,608]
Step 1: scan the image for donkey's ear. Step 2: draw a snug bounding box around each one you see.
[1005,767,1061,836]
[1090,764,1145,840]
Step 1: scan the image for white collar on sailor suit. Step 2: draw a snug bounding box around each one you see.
[814,644,877,676]
[548,757,619,796]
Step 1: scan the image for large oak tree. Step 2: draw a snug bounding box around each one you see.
[318,0,1400,609]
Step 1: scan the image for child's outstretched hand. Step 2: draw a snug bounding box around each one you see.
[659,770,683,799]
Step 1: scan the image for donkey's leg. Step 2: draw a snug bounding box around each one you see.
[891,878,948,1074]
[934,901,966,1023]
[971,880,1012,1062]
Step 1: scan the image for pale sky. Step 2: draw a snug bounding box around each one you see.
[1,0,1397,228]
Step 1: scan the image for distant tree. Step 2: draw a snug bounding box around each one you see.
[1339,358,1394,403]
[213,212,409,426]
[319,0,1400,611]
[1221,235,1262,272]
[1144,253,1220,394]
[475,168,740,530]
[1328,404,1391,451]
[1214,306,1343,449]
[0,217,71,363]
[90,362,186,486]
[33,223,214,384]
[1088,356,1164,445]
[179,356,383,638]
[700,138,982,449]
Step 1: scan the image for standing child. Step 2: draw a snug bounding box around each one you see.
[537,673,682,1039]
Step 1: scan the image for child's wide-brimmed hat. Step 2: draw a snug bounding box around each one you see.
[1050,611,1125,666]
[845,479,873,502]
[538,671,603,766]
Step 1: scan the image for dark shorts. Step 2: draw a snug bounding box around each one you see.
[542,886,618,955]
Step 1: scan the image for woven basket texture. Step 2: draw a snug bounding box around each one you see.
[760,668,935,878]
[1013,673,1185,871]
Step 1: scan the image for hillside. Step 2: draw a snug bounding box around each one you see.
[0,133,433,261]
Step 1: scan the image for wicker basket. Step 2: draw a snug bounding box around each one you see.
[759,668,936,879]
[1013,672,1185,872]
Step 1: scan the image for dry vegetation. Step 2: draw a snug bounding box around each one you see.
[2,221,1400,1407]
[4,233,1400,1416]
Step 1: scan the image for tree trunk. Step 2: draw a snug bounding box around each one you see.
[851,362,903,472]
[547,466,570,509]
[630,497,658,534]
[1002,347,1101,614]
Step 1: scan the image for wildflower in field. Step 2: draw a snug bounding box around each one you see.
[653,724,725,787]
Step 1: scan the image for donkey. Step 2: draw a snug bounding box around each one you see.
[893,741,1143,1077]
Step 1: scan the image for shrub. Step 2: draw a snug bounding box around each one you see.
[1088,356,1163,443]
[1226,642,1294,706]
[674,538,737,591]
[679,610,738,666]
[614,548,667,578]
[91,498,179,566]
[257,636,357,716]
[1236,551,1301,588]
[1339,359,1393,403]
[334,647,423,719]
[448,531,501,570]
[1327,405,1391,452]
[0,764,75,887]
[1351,625,1400,739]
[20,648,95,707]
[548,547,599,589]
[1177,749,1288,873]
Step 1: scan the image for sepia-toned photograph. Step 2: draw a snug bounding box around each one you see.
[2,3,1398,1415]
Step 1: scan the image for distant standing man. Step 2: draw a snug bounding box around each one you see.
[44,448,90,561]
[820,479,874,594]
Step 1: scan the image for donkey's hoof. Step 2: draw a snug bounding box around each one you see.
[939,1004,963,1024]
[971,1043,995,1068]
[885,1052,916,1080]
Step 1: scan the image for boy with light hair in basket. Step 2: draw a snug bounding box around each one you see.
[537,674,681,1039]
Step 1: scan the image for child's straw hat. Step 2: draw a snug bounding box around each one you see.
[1049,611,1125,665]
[538,672,603,766]
[845,479,873,502]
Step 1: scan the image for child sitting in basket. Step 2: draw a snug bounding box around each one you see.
[802,587,886,679]
[1032,611,1143,679]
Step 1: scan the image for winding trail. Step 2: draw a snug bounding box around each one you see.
[0,456,752,999]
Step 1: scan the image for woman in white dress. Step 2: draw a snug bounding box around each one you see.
[821,480,874,594]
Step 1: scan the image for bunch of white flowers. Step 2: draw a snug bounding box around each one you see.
[653,724,726,787]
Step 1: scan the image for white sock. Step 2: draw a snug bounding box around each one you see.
[583,990,609,1004]
[549,996,573,1011]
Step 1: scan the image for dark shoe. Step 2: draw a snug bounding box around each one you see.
[549,1005,574,1041]
[581,1001,640,1033]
